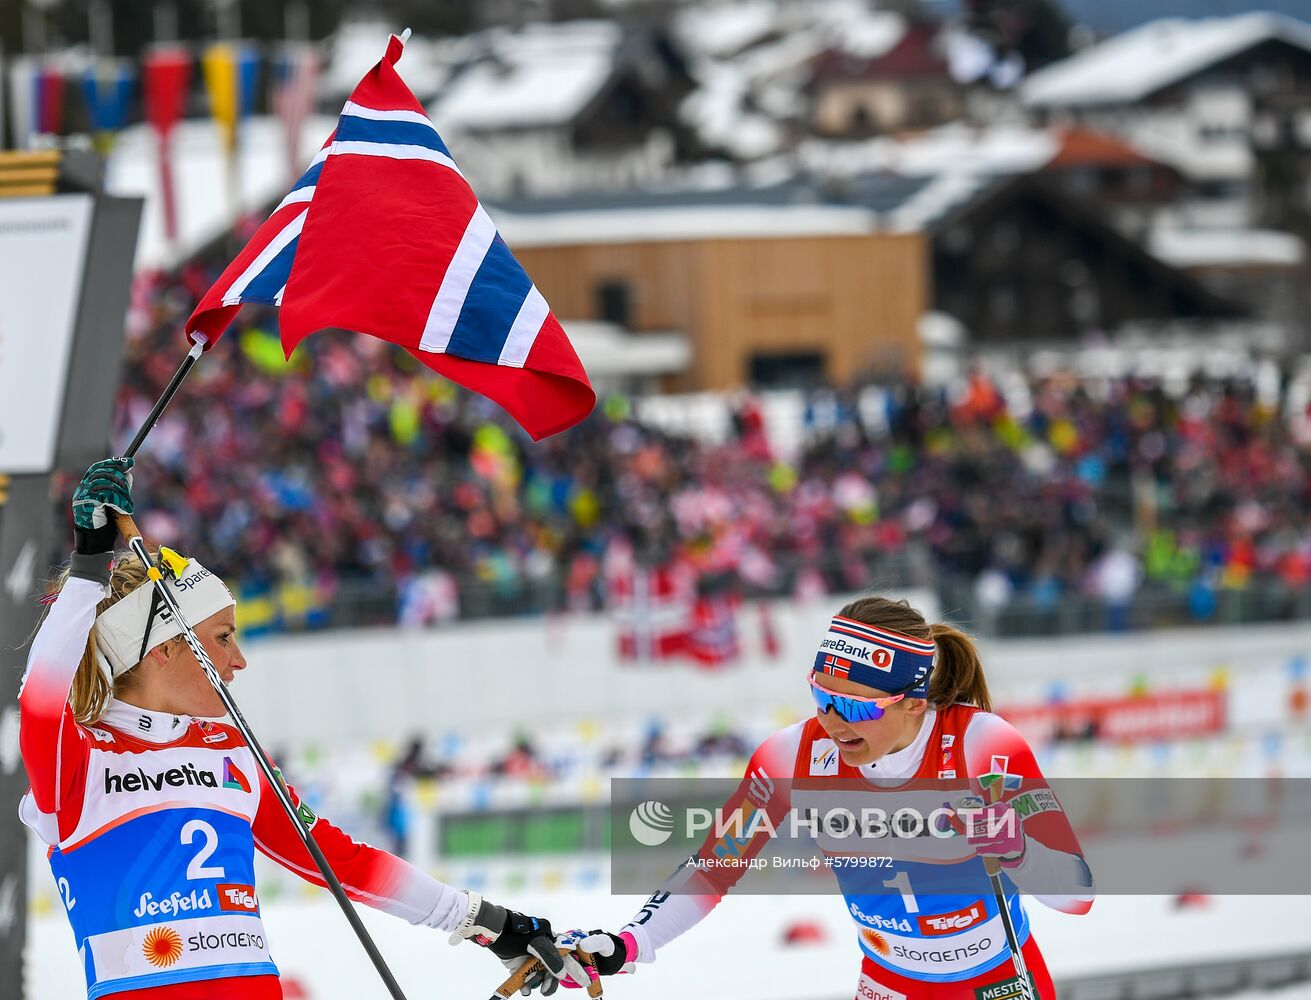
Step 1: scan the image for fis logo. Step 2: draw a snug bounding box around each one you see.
[810,739,839,776]
[218,884,259,913]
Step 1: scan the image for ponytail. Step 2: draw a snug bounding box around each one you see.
[836,596,992,711]
[42,551,156,725]
[926,623,991,712]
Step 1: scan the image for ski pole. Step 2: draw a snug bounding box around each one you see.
[980,784,1035,1000]
[111,510,413,1000]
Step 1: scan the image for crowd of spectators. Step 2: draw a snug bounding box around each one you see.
[70,230,1311,636]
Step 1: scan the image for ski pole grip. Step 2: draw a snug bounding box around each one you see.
[113,511,143,545]
[491,956,541,999]
[489,950,603,999]
[983,856,1002,877]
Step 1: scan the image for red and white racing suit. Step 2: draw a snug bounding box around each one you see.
[19,575,471,999]
[623,705,1094,998]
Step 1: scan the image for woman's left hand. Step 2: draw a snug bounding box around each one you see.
[951,795,1026,869]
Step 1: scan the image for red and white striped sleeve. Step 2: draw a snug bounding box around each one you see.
[18,575,102,840]
[251,762,470,931]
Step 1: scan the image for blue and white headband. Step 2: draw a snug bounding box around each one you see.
[812,615,936,697]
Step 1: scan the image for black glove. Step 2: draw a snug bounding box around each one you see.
[71,457,134,555]
[449,893,590,996]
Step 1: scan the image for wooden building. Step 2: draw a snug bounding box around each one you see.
[510,219,926,390]
[494,170,1242,390]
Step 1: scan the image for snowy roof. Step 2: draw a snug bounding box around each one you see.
[675,1,782,59]
[879,173,995,234]
[672,2,907,160]
[1023,12,1311,108]
[105,115,338,272]
[679,62,785,160]
[674,0,903,63]
[795,123,1058,179]
[1150,227,1306,269]
[483,119,1094,243]
[493,202,878,247]
[429,21,621,131]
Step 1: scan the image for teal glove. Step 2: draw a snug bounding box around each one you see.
[71,457,134,554]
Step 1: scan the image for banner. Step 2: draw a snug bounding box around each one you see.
[272,44,319,185]
[1001,689,1227,744]
[5,56,35,149]
[35,61,65,137]
[202,42,259,155]
[143,46,191,246]
[82,59,136,152]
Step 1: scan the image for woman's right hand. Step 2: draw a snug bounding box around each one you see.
[71,457,134,554]
[552,930,638,985]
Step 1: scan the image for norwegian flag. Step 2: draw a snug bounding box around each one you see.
[822,654,852,679]
[610,564,693,663]
[683,593,740,668]
[186,33,594,440]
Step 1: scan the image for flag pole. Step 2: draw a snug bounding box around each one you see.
[122,335,206,459]
[111,510,414,1000]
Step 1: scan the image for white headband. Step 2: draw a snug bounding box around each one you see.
[93,555,236,679]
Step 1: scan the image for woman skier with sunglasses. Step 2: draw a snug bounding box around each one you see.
[562,596,1094,999]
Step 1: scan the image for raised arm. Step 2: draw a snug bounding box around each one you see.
[19,458,134,838]
[18,566,105,823]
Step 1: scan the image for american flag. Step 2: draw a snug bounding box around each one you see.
[186,33,593,441]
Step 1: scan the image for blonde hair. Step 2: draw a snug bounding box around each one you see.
[836,596,992,712]
[44,551,157,725]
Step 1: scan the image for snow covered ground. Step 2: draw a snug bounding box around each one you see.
[28,886,1311,999]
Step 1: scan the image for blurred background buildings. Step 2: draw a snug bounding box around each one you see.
[6,3,1311,996]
